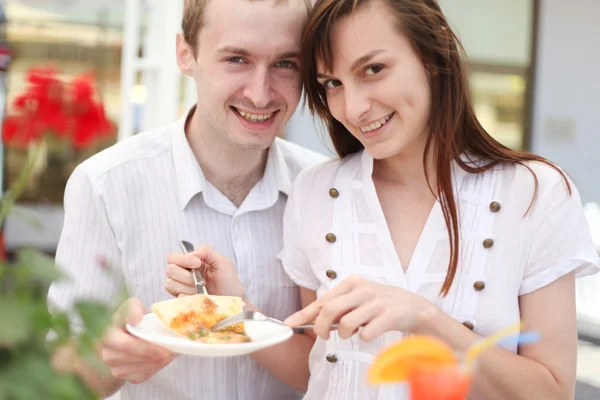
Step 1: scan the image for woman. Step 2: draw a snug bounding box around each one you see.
[279,0,599,398]
[165,0,599,399]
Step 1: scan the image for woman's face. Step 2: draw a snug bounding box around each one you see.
[316,2,432,160]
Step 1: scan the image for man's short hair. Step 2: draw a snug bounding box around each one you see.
[182,0,311,56]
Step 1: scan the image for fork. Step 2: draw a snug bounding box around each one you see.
[211,311,340,332]
[179,240,208,295]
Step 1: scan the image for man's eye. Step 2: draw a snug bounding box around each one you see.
[276,60,296,69]
[227,57,246,64]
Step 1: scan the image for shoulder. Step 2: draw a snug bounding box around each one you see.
[290,151,361,198]
[274,137,331,180]
[73,123,175,189]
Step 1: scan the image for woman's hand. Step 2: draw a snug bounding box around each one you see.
[165,244,246,298]
[284,275,437,341]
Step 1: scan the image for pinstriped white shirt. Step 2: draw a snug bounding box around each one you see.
[48,108,327,400]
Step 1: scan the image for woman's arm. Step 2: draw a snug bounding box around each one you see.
[420,271,576,400]
[286,272,577,400]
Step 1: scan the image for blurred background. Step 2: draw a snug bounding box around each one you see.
[0,0,597,398]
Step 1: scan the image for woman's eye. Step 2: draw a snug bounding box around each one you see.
[324,80,341,89]
[365,65,384,76]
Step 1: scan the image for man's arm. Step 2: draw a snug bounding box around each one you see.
[49,166,175,397]
[246,288,316,392]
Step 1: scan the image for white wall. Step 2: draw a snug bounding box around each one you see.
[531,0,600,205]
[440,0,533,66]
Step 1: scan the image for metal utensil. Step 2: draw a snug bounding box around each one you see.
[211,311,340,333]
[179,240,208,295]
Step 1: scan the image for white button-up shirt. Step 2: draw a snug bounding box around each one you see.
[48,109,326,400]
[279,150,600,400]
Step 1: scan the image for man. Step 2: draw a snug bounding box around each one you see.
[48,0,324,399]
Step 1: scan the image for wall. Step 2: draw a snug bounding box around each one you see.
[440,0,533,66]
[530,0,600,205]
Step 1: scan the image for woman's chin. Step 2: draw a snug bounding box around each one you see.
[364,142,400,160]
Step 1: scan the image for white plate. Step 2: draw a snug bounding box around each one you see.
[126,313,294,357]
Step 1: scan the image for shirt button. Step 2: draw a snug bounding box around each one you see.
[326,270,337,279]
[463,321,474,330]
[329,188,339,198]
[473,281,486,291]
[483,238,494,248]
[489,201,501,212]
[325,233,337,243]
[325,353,338,363]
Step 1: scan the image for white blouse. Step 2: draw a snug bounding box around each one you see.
[279,150,600,400]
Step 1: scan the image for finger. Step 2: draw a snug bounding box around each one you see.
[359,312,393,342]
[166,264,195,287]
[166,252,203,269]
[165,278,196,297]
[284,277,358,326]
[102,327,172,360]
[313,292,364,340]
[110,358,171,383]
[337,301,380,339]
[101,347,148,366]
[113,297,146,327]
[102,347,177,368]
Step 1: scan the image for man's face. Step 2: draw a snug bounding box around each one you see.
[178,0,307,150]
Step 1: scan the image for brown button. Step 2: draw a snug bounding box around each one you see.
[473,281,486,291]
[325,354,338,363]
[326,270,337,279]
[489,201,501,212]
[329,188,339,198]
[463,321,474,330]
[483,238,494,248]
[325,233,337,243]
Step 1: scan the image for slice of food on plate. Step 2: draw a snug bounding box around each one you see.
[152,294,251,343]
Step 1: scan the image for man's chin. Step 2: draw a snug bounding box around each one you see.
[230,132,279,151]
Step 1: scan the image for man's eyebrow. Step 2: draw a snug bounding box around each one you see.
[216,46,251,56]
[216,47,301,60]
[277,50,301,59]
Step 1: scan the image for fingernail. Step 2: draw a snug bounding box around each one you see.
[191,257,202,267]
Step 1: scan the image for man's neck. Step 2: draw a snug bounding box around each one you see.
[185,109,269,207]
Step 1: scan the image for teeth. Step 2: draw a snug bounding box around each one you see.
[360,113,393,133]
[235,108,273,122]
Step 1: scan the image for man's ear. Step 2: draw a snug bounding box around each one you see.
[176,33,196,77]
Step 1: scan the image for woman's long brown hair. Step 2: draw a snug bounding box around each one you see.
[302,0,570,296]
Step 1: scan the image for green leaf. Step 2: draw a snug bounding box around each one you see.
[0,297,35,345]
[51,374,98,400]
[32,304,53,336]
[16,248,63,284]
[74,301,112,339]
[50,312,72,344]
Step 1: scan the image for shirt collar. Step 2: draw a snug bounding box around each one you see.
[172,105,208,211]
[359,149,470,190]
[172,106,292,211]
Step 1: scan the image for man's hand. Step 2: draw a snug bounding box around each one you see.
[100,298,177,384]
[165,244,246,298]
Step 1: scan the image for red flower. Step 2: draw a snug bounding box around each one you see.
[2,67,114,149]
[2,115,46,149]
